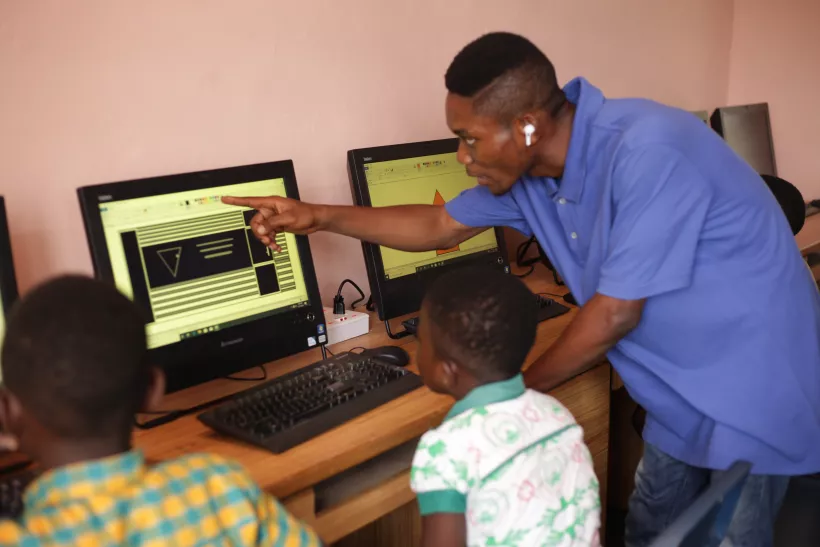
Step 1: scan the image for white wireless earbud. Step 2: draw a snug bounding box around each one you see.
[523,124,536,147]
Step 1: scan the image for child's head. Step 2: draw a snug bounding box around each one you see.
[418,268,537,397]
[0,276,163,461]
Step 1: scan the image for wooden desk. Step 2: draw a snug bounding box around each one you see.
[797,212,820,255]
[134,271,610,545]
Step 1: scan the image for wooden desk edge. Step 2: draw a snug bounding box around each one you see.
[798,213,820,254]
[312,470,415,543]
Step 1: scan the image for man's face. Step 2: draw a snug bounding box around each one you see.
[445,93,532,195]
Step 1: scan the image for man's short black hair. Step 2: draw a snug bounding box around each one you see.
[422,268,537,381]
[1,276,149,440]
[445,32,566,122]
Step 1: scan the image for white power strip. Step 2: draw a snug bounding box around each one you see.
[323,307,370,346]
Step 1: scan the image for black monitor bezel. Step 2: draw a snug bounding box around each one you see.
[0,197,20,319]
[77,161,326,393]
[348,138,508,321]
[710,103,778,176]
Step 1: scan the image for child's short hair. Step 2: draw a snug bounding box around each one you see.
[422,268,537,381]
[1,276,149,439]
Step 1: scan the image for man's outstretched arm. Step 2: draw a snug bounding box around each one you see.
[222,196,484,252]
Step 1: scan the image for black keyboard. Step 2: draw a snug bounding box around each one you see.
[0,469,37,519]
[402,294,570,335]
[198,349,423,453]
[535,294,571,322]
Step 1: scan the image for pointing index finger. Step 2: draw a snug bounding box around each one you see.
[222,196,273,209]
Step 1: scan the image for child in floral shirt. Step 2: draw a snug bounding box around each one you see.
[411,269,600,546]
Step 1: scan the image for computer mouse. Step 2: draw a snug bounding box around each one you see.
[369,345,410,367]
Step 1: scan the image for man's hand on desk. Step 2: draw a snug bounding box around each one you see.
[523,293,644,392]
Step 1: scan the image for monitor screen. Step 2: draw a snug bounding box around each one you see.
[364,153,500,280]
[98,178,310,349]
[348,139,508,322]
[79,161,326,392]
[710,103,777,176]
[0,197,20,383]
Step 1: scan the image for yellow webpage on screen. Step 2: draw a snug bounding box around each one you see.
[99,179,309,349]
[364,153,498,279]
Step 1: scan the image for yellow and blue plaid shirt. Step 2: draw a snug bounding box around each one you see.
[0,450,321,546]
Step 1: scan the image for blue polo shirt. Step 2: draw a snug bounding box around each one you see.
[446,77,820,475]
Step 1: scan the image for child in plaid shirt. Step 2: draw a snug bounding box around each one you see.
[0,276,320,546]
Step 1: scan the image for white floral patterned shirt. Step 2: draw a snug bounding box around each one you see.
[410,375,601,546]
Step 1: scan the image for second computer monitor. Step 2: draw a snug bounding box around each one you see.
[710,103,777,176]
[348,138,509,321]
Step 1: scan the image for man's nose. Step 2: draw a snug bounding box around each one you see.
[456,141,473,165]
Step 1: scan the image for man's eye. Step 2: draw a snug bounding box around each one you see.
[464,138,476,146]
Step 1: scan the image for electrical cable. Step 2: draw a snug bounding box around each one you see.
[225,365,267,382]
[333,279,367,314]
[134,366,269,429]
[515,237,539,278]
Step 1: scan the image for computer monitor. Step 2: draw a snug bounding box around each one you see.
[710,103,777,176]
[78,161,326,392]
[348,138,509,324]
[0,197,20,380]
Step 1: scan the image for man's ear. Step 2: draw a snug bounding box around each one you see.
[141,367,166,413]
[0,388,23,451]
[514,114,539,147]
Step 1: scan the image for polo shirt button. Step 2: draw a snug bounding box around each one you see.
[570,232,578,239]
[558,198,567,205]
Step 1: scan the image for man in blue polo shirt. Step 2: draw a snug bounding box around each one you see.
[227,33,820,545]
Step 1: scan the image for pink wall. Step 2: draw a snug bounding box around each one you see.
[727,0,820,198]
[0,0,733,298]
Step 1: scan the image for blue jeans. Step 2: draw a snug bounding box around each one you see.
[625,443,790,547]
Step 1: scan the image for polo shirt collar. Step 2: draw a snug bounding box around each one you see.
[444,374,526,421]
[24,449,145,510]
[543,77,606,203]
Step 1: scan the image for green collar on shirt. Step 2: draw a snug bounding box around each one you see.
[444,374,526,422]
[24,449,144,510]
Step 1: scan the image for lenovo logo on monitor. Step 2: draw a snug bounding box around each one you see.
[220,337,244,348]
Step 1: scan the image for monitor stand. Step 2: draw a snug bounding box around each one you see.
[386,293,571,340]
[385,319,415,340]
